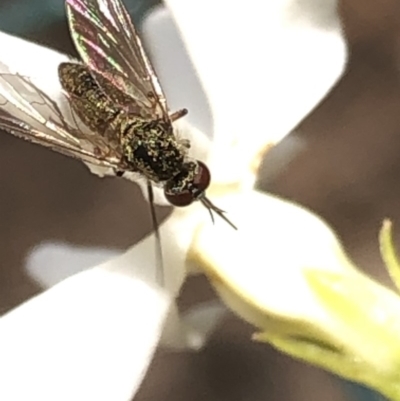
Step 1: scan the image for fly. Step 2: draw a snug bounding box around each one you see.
[0,0,237,282]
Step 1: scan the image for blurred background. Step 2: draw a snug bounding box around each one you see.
[0,0,398,400]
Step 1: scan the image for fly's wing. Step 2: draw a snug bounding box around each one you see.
[66,0,170,121]
[0,63,124,170]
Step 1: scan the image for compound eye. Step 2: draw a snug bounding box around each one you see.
[164,161,211,207]
[165,190,193,207]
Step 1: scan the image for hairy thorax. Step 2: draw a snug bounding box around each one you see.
[121,118,185,182]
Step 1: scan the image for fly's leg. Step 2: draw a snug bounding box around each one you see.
[179,138,190,149]
[169,108,188,122]
[171,109,190,151]
[147,180,164,286]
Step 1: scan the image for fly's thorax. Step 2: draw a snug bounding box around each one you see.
[121,118,185,182]
[164,160,211,207]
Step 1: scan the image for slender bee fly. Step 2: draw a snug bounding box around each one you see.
[0,0,236,282]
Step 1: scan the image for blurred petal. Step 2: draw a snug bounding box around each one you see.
[141,6,214,139]
[24,207,206,295]
[190,191,400,399]
[379,219,400,292]
[0,31,67,81]
[26,240,226,351]
[190,190,355,326]
[258,132,307,185]
[145,1,346,187]
[0,264,170,401]
[179,301,227,350]
[160,300,227,350]
[300,269,400,400]
[26,242,122,287]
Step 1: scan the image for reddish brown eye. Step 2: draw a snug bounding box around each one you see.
[164,161,211,207]
[165,190,194,207]
[191,161,211,193]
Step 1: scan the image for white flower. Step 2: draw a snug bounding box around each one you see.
[0,1,347,400]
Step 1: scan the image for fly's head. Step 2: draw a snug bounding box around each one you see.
[164,160,210,206]
[164,161,237,230]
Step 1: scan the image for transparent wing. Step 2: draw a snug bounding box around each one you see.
[0,64,125,170]
[66,0,169,120]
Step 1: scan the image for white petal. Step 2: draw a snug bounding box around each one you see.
[25,223,226,351]
[0,265,170,401]
[24,205,206,295]
[25,236,226,351]
[144,1,346,185]
[179,300,227,350]
[0,32,68,81]
[25,242,122,287]
[141,7,214,140]
[25,234,223,352]
[160,300,227,350]
[190,190,355,327]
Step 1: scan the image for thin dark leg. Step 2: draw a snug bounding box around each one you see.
[147,180,165,286]
[169,108,188,122]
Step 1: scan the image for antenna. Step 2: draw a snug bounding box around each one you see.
[200,196,238,230]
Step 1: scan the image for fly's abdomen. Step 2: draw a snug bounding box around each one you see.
[58,62,122,135]
[122,119,185,182]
